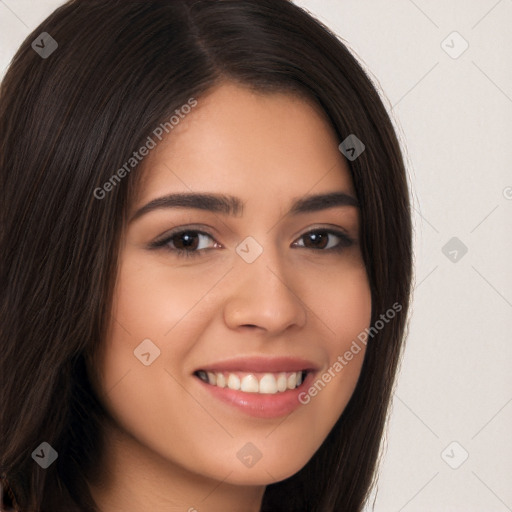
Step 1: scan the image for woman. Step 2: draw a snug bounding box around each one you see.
[0,1,412,510]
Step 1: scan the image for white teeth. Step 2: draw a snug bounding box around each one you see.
[276,372,288,392]
[197,370,305,394]
[259,373,278,394]
[227,373,241,390]
[240,374,259,392]
[216,373,226,388]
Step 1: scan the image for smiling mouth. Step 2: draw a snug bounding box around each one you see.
[194,370,309,394]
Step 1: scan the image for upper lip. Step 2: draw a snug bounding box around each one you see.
[194,356,320,374]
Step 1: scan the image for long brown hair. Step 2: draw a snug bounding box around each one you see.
[0,1,412,510]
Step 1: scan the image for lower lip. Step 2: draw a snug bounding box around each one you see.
[194,372,315,419]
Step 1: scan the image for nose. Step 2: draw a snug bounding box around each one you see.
[223,245,307,334]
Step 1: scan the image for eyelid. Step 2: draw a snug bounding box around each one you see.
[291,227,354,250]
[293,223,352,239]
[148,225,221,251]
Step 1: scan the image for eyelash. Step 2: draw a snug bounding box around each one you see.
[149,227,354,259]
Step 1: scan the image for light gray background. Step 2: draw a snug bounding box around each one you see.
[1,1,511,510]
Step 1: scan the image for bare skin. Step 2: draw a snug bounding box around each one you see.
[87,81,371,512]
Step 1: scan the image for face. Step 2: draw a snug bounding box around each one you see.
[93,82,371,488]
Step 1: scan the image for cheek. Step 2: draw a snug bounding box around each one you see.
[331,271,371,358]
[308,257,372,345]
[110,253,230,344]
[295,259,371,424]
[95,255,215,395]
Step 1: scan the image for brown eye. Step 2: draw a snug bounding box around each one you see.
[149,229,219,258]
[302,231,330,249]
[293,229,354,252]
[171,231,201,250]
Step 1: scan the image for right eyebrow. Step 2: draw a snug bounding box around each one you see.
[129,192,244,223]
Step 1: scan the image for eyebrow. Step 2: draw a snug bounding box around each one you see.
[129,191,359,223]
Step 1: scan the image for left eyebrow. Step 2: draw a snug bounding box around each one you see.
[288,191,359,215]
[129,191,359,223]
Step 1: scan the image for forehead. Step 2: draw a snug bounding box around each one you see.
[134,82,354,208]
